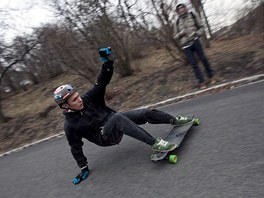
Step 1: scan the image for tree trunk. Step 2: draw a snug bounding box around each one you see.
[4,73,18,93]
[200,1,213,38]
[118,56,134,77]
[190,0,210,48]
[0,42,37,123]
[0,83,11,123]
[0,108,9,123]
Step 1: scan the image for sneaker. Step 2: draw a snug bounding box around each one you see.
[173,116,194,126]
[197,83,207,89]
[151,138,177,152]
[210,78,217,85]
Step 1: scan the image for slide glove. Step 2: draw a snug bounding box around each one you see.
[99,47,114,63]
[72,165,90,185]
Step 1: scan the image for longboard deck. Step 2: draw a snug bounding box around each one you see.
[166,122,194,145]
[151,120,195,162]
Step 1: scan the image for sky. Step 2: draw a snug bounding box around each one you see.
[179,0,245,29]
[0,0,55,42]
[0,0,247,42]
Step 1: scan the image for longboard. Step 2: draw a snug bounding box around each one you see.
[151,118,199,163]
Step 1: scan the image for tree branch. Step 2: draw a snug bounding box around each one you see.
[0,42,37,79]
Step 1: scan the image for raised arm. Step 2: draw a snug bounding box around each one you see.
[83,47,114,102]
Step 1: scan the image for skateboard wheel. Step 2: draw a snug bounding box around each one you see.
[193,119,200,126]
[169,155,177,164]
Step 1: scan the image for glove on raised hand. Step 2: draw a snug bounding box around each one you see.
[99,47,114,63]
[72,165,90,185]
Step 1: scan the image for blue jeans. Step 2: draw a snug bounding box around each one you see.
[183,39,214,83]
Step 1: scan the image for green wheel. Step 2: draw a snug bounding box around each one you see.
[169,155,178,164]
[193,118,200,126]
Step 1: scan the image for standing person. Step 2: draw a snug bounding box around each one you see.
[173,3,216,89]
[53,47,193,185]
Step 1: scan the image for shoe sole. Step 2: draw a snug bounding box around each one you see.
[151,144,178,152]
[173,119,194,126]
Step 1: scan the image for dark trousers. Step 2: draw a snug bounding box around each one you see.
[102,109,176,146]
[183,39,214,83]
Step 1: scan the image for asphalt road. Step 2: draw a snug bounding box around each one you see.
[1,81,264,198]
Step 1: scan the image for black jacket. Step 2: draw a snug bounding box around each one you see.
[64,62,116,168]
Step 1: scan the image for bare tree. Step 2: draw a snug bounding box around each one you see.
[199,0,213,38]
[50,0,135,77]
[11,36,42,85]
[189,0,211,47]
[33,24,101,82]
[0,42,37,123]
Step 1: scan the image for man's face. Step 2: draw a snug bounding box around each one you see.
[177,5,187,16]
[65,92,84,111]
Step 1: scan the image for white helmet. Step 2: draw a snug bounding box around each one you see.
[54,84,76,105]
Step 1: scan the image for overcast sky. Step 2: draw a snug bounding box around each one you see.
[0,0,246,42]
[0,0,54,27]
[0,0,54,42]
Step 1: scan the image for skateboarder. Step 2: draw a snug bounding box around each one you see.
[53,47,193,185]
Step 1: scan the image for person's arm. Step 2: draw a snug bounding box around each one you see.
[65,130,88,168]
[192,11,204,37]
[173,18,182,40]
[173,17,187,40]
[65,130,90,185]
[83,48,114,102]
[96,61,114,88]
[84,61,113,102]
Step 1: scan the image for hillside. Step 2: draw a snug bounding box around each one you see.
[1,33,264,154]
[213,3,264,39]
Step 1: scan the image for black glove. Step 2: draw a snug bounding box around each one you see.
[99,47,114,63]
[72,165,90,185]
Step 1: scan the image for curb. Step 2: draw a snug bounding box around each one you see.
[0,133,64,157]
[137,74,264,109]
[1,74,264,157]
